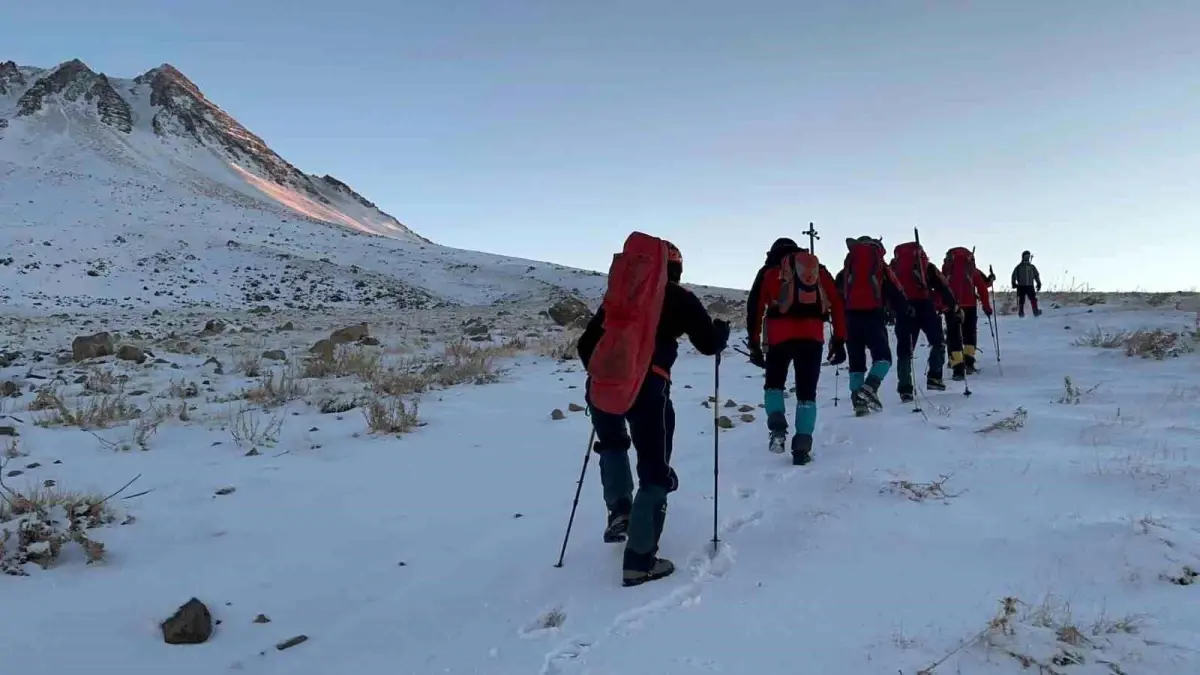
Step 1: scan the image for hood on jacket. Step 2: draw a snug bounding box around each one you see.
[764,237,801,267]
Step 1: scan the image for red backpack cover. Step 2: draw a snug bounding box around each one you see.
[891,242,930,300]
[842,239,886,311]
[586,232,669,415]
[943,247,977,305]
[772,250,829,319]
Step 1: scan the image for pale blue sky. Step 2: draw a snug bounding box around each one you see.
[6,1,1200,291]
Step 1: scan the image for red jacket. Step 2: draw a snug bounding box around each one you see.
[942,265,993,314]
[747,262,847,348]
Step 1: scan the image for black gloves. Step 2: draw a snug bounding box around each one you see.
[748,344,766,369]
[713,319,731,352]
[827,336,847,365]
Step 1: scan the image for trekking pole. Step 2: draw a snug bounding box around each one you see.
[987,314,1003,376]
[554,427,597,568]
[711,352,722,554]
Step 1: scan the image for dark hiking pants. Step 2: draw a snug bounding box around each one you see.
[588,373,677,570]
[846,309,892,394]
[895,300,946,393]
[1017,285,1039,315]
[946,306,979,371]
[763,339,823,436]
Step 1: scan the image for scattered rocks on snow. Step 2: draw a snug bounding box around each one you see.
[161,598,213,645]
[309,339,334,361]
[262,349,287,361]
[71,331,114,361]
[1,381,19,397]
[278,321,295,331]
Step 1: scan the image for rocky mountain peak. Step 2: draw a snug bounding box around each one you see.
[0,60,24,95]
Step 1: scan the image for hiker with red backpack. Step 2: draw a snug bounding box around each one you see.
[889,240,959,401]
[941,247,995,380]
[578,233,730,587]
[834,236,909,416]
[745,238,847,465]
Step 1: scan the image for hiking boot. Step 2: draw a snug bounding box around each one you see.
[1034,308,1042,317]
[899,391,914,403]
[791,434,813,465]
[965,364,980,375]
[604,511,630,543]
[622,557,676,587]
[768,429,787,454]
[854,382,883,411]
[851,393,872,417]
[1018,309,1025,318]
[926,377,946,391]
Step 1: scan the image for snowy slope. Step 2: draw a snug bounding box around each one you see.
[0,299,1197,674]
[0,58,742,314]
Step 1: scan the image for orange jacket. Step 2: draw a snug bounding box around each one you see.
[747,262,847,348]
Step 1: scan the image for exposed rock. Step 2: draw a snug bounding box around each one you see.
[724,399,737,408]
[215,487,236,496]
[202,356,224,375]
[706,297,740,317]
[1,381,19,397]
[278,321,295,331]
[0,351,21,368]
[253,614,271,624]
[309,339,334,361]
[550,409,566,420]
[358,336,380,346]
[72,332,114,361]
[117,345,147,364]
[276,635,308,651]
[548,297,591,328]
[199,319,226,337]
[738,404,755,413]
[740,413,756,423]
[716,416,734,429]
[330,323,368,345]
[262,349,287,361]
[161,598,213,645]
[567,403,586,412]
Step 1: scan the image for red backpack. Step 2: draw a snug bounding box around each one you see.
[771,250,829,319]
[942,247,977,304]
[891,242,930,300]
[842,239,886,311]
[586,232,669,415]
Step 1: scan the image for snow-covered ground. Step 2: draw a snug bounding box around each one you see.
[0,298,1196,675]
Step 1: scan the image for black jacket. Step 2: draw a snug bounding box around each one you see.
[578,282,726,375]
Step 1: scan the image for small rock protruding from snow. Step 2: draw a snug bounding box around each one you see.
[161,598,213,645]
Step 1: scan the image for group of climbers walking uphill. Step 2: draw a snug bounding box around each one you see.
[569,229,1038,586]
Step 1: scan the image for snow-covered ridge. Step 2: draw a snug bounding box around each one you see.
[0,58,745,314]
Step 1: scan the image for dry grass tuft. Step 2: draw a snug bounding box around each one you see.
[362,394,421,435]
[234,350,264,377]
[1123,328,1192,360]
[302,345,383,381]
[227,404,284,448]
[975,407,1028,434]
[0,465,116,574]
[882,473,963,503]
[244,363,308,407]
[534,329,582,361]
[32,388,140,430]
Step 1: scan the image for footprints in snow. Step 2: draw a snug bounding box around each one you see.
[541,467,783,672]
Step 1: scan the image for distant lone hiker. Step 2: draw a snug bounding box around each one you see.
[1011,251,1042,317]
[578,233,730,587]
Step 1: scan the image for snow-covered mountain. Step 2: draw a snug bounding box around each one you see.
[0,58,741,314]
